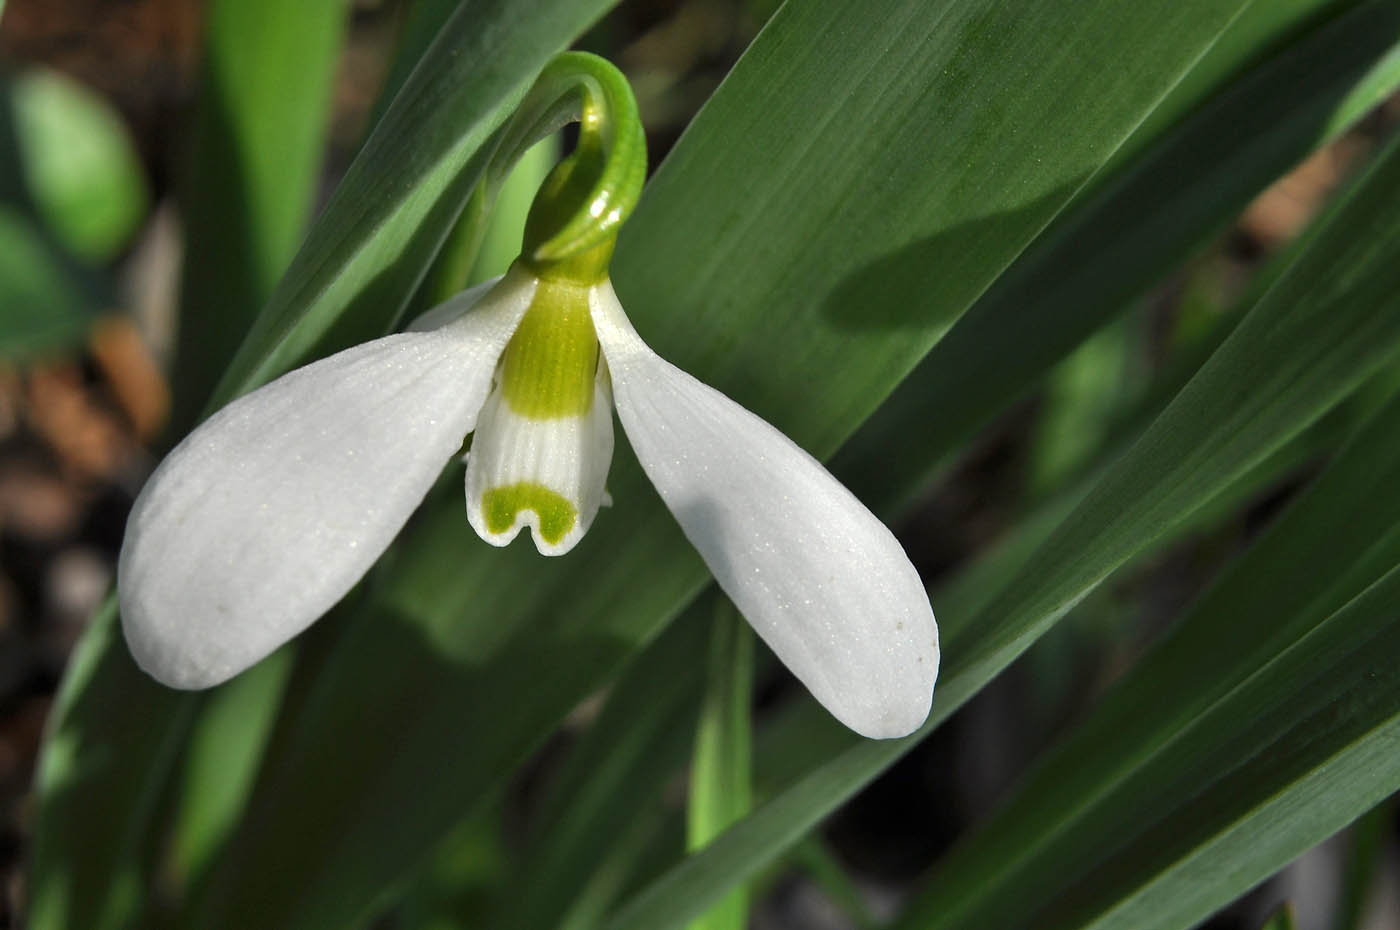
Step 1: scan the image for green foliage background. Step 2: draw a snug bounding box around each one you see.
[6,0,1399,927]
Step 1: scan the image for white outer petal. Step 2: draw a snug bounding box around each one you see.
[590,282,938,739]
[465,363,614,555]
[117,270,536,688]
[406,275,503,332]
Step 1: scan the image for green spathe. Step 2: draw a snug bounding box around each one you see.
[483,481,579,544]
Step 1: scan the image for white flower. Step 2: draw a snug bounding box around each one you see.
[118,265,939,739]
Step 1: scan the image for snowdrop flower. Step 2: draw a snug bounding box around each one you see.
[117,53,938,739]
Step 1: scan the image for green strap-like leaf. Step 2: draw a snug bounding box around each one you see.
[596,131,1400,930]
[957,130,1400,683]
[686,601,755,930]
[892,388,1400,930]
[169,0,347,430]
[836,0,1400,515]
[163,650,294,892]
[482,604,709,930]
[28,602,200,930]
[918,565,1400,930]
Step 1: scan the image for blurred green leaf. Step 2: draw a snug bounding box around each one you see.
[895,373,1400,930]
[392,796,508,930]
[789,838,882,930]
[28,602,200,930]
[1332,801,1392,930]
[164,650,293,890]
[557,806,679,930]
[0,206,99,358]
[9,68,147,262]
[836,0,1400,514]
[596,130,1400,930]
[189,0,1255,926]
[1028,319,1133,497]
[687,601,754,930]
[1261,905,1298,930]
[170,0,347,429]
[482,604,707,930]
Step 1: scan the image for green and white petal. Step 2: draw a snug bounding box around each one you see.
[117,270,536,689]
[590,281,938,740]
[465,365,614,555]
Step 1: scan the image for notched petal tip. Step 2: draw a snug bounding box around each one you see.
[474,480,586,555]
[465,358,614,558]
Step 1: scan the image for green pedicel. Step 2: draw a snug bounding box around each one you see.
[483,482,578,545]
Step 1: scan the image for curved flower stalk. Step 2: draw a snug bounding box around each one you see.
[118,53,938,739]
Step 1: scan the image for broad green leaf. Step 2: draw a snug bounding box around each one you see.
[835,0,1400,514]
[170,0,347,429]
[893,386,1400,930]
[196,0,1254,925]
[9,68,147,261]
[686,601,754,930]
[368,0,463,133]
[0,206,99,358]
[595,131,1400,930]
[1119,0,1354,167]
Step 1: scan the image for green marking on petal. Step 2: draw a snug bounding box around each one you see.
[499,274,599,419]
[483,481,578,545]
